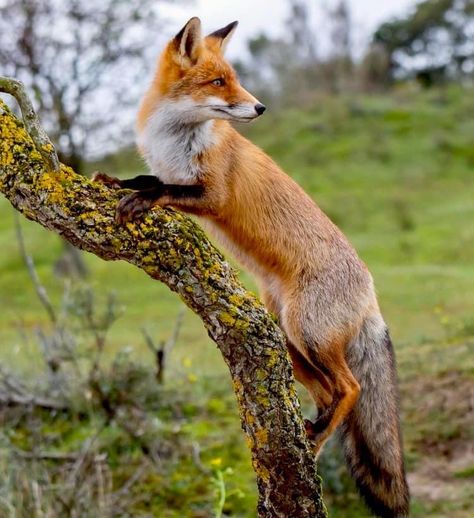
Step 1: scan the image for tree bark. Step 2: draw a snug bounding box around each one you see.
[0,80,327,517]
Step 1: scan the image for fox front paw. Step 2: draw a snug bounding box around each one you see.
[116,192,154,225]
[92,171,122,189]
[304,418,319,441]
[304,418,327,455]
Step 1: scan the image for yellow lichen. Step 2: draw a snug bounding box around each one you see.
[1,104,314,505]
[256,395,270,408]
[265,347,280,368]
[254,427,269,447]
[232,379,243,398]
[41,143,54,152]
[229,293,245,306]
[35,171,66,204]
[219,312,236,326]
[233,318,249,331]
[245,435,254,450]
[245,410,255,425]
[1,148,13,165]
[252,459,270,484]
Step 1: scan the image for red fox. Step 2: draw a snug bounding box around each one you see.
[94,17,409,517]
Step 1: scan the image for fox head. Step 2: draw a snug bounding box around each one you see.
[149,17,265,124]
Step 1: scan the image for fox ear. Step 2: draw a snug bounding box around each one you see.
[174,17,202,65]
[207,21,238,53]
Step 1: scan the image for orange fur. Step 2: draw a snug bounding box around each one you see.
[136,17,371,432]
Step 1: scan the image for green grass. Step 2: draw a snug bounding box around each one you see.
[1,84,474,516]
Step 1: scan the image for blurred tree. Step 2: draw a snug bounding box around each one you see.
[244,0,320,104]
[325,0,353,92]
[287,0,317,64]
[242,0,359,102]
[0,0,176,172]
[0,0,180,276]
[358,43,391,91]
[373,0,474,85]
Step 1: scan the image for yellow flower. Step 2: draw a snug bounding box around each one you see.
[188,373,198,383]
[210,457,222,467]
[182,357,192,368]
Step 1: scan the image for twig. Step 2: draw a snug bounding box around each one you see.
[191,442,211,475]
[142,328,165,383]
[14,212,57,324]
[11,451,79,462]
[96,457,106,516]
[109,460,148,507]
[65,429,104,489]
[31,481,44,518]
[0,76,60,172]
[0,391,67,411]
[0,367,66,410]
[143,306,185,383]
[165,306,185,356]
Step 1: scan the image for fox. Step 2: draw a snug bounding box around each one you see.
[93,17,410,517]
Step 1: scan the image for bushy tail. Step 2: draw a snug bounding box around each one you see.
[338,314,410,517]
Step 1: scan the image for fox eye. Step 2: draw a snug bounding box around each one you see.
[212,78,225,87]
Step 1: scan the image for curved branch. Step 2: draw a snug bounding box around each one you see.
[0,76,60,172]
[0,89,326,517]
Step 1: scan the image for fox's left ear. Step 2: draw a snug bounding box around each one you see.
[207,21,238,53]
[173,17,202,66]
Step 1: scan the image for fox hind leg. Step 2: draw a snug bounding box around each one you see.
[287,342,334,411]
[307,349,360,454]
[287,341,360,454]
[283,315,360,454]
[261,286,361,453]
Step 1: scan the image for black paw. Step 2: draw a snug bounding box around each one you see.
[116,192,154,225]
[304,418,327,441]
[92,171,122,189]
[304,419,318,441]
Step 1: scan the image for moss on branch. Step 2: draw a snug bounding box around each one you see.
[0,95,326,517]
[0,76,60,172]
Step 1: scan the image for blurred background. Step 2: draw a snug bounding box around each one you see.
[0,0,473,516]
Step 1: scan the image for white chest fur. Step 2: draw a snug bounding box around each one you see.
[137,99,217,185]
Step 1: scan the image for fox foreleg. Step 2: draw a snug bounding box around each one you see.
[93,172,215,223]
[92,171,163,191]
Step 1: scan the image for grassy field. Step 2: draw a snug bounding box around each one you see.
[1,84,473,516]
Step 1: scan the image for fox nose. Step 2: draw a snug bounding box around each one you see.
[255,103,266,116]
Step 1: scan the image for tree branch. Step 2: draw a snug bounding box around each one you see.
[0,76,59,172]
[0,80,326,517]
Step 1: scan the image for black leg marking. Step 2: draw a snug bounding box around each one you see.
[93,172,163,191]
[119,175,163,191]
[308,394,341,435]
[116,183,205,224]
[163,184,205,199]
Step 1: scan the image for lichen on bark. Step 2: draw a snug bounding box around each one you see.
[0,93,327,517]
